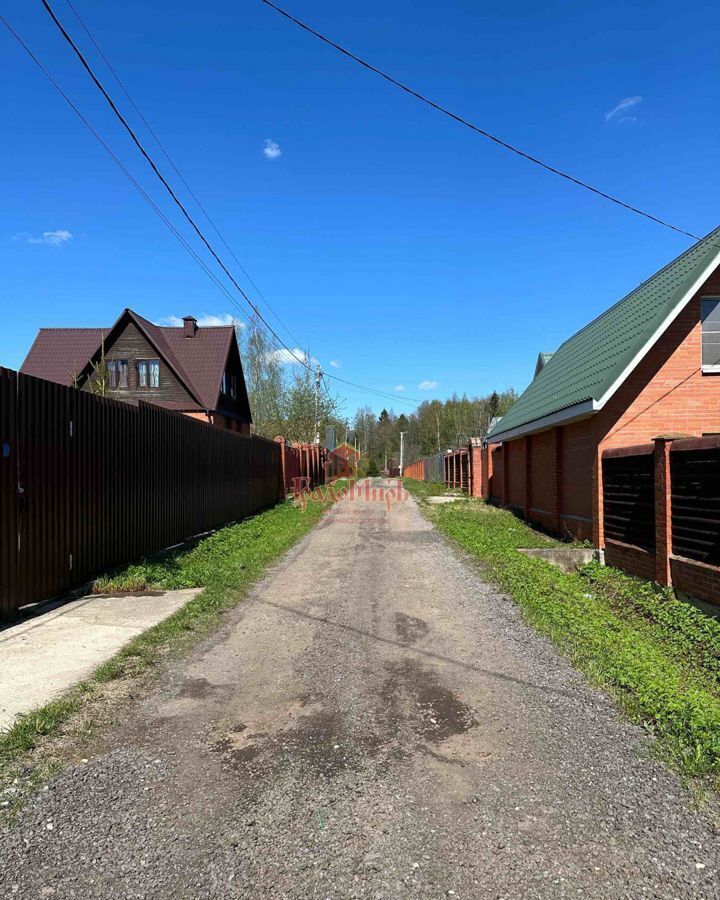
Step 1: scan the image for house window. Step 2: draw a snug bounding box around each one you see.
[701,297,720,372]
[138,359,160,388]
[106,359,128,389]
[220,371,237,399]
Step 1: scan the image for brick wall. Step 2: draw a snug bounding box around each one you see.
[505,438,526,512]
[528,428,556,531]
[489,445,503,501]
[605,539,657,582]
[671,556,720,605]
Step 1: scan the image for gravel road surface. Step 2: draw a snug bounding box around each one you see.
[2,479,718,898]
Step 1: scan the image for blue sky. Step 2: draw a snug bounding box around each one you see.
[2,0,719,418]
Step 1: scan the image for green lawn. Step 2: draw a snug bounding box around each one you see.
[1,487,339,804]
[404,479,720,789]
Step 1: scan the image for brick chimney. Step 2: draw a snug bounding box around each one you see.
[182,315,198,338]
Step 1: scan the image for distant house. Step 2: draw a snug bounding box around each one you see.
[21,308,252,433]
[326,442,360,479]
[486,227,720,544]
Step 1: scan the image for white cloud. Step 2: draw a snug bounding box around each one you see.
[157,313,243,328]
[605,96,642,123]
[330,360,341,368]
[418,380,438,390]
[263,139,282,160]
[394,384,406,392]
[16,229,73,247]
[270,347,318,366]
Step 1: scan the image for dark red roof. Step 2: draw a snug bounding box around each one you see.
[20,308,248,417]
[21,328,106,387]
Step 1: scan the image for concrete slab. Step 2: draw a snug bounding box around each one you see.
[427,495,464,504]
[0,589,201,731]
[518,547,596,573]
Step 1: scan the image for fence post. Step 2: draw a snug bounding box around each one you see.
[482,443,492,500]
[469,439,483,497]
[501,442,509,506]
[653,435,683,586]
[274,436,287,495]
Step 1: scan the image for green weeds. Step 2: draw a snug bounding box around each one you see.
[404,480,720,787]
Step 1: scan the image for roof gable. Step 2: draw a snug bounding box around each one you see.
[20,308,251,421]
[488,227,720,440]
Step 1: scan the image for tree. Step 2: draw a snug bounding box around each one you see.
[85,336,112,397]
[240,315,285,438]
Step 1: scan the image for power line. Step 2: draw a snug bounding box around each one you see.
[46,1,423,411]
[40,0,312,373]
[324,372,424,407]
[0,13,256,333]
[4,10,434,413]
[259,0,703,243]
[0,13,329,403]
[62,0,307,354]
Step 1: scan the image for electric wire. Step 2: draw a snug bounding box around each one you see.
[259,0,703,242]
[41,0,312,372]
[3,10,462,412]
[42,0,423,410]
[63,0,307,354]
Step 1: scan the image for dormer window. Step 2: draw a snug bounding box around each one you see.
[702,297,720,373]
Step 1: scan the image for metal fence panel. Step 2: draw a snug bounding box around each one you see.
[0,369,285,619]
[0,368,18,618]
[602,453,655,551]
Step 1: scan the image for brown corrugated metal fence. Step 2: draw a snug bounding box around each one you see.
[0,367,282,619]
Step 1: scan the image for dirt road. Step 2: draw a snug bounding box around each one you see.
[2,479,718,898]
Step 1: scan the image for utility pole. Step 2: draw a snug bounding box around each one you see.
[399,431,405,477]
[314,364,322,444]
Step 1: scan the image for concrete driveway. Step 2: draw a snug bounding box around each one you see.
[0,589,200,730]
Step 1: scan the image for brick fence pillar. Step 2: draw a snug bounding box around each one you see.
[592,446,603,549]
[274,435,287,494]
[469,439,483,498]
[501,442,509,506]
[653,435,676,586]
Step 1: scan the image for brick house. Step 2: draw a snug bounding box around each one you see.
[485,227,720,545]
[21,307,252,433]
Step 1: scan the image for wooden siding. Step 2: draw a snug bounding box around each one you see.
[82,321,197,406]
[215,335,251,421]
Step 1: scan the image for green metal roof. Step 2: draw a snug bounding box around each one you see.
[488,228,720,440]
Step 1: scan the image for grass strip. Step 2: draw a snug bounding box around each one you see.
[404,479,720,787]
[0,488,338,800]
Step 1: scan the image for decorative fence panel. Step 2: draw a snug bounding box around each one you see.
[602,448,656,551]
[671,443,720,566]
[0,367,282,619]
